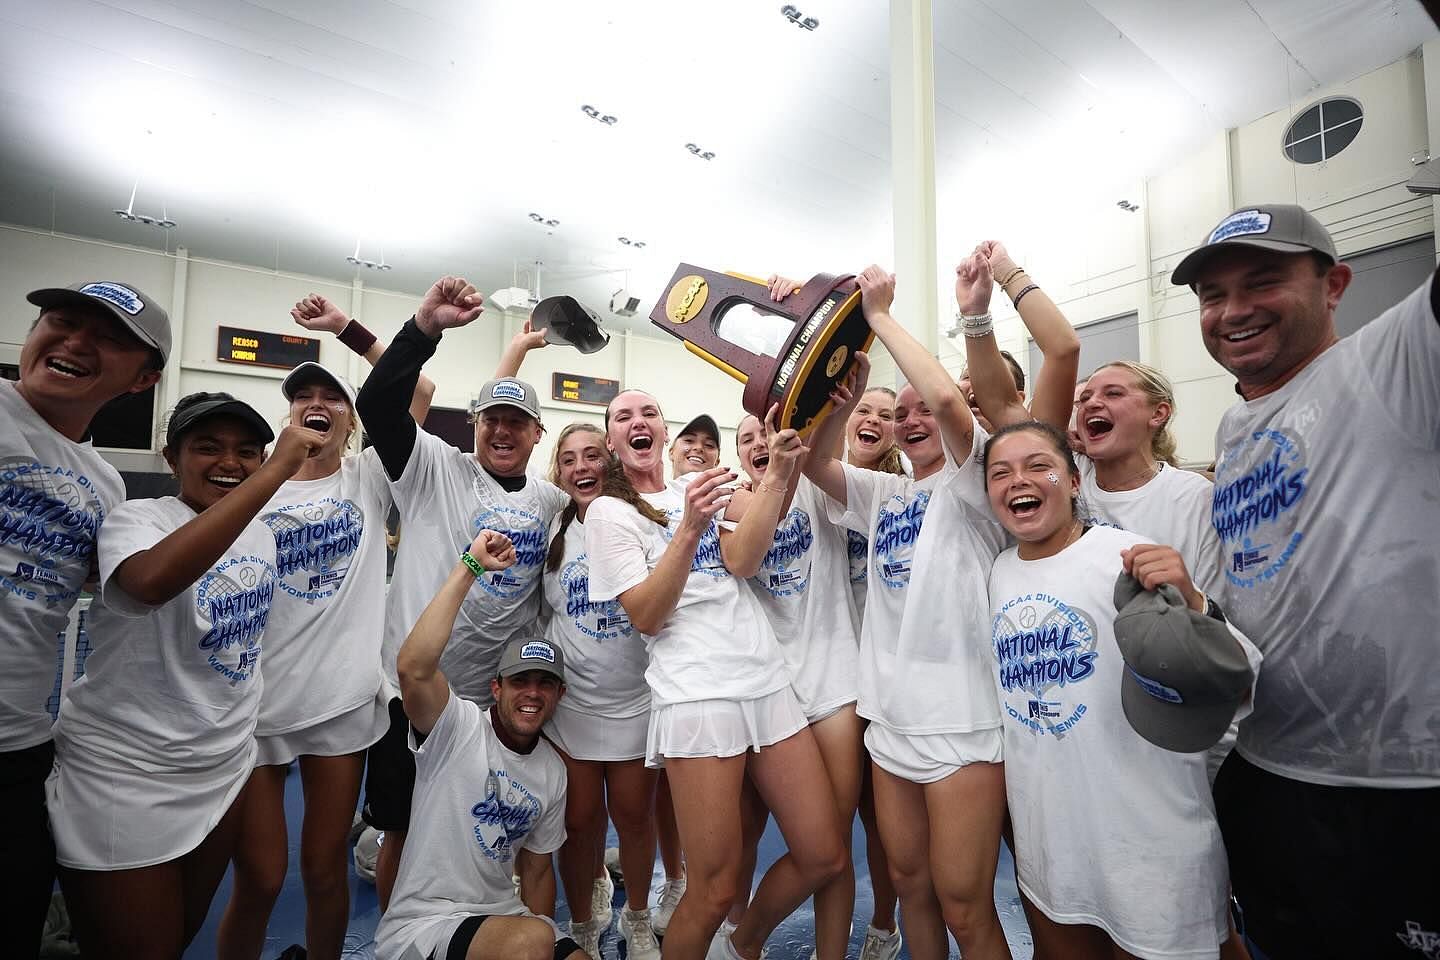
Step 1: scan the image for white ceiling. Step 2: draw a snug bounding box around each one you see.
[0,0,1431,336]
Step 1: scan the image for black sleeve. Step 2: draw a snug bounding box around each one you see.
[1430,267,1440,324]
[356,317,438,481]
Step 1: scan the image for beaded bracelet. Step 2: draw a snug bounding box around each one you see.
[1012,284,1040,308]
[996,266,1025,289]
[460,551,486,579]
[959,311,994,338]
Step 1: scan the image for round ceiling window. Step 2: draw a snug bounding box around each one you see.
[1283,98,1363,164]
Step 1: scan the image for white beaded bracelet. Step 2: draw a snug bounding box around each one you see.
[959,311,994,338]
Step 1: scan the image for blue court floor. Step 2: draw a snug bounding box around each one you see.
[186,762,1034,959]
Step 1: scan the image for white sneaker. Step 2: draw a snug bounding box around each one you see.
[620,907,661,960]
[568,916,602,960]
[705,929,767,960]
[591,870,615,927]
[604,845,624,886]
[653,875,686,935]
[857,922,902,960]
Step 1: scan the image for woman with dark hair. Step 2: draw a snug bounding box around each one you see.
[541,422,662,960]
[586,390,847,960]
[981,418,1258,960]
[47,393,324,957]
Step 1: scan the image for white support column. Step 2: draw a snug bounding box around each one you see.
[889,0,940,380]
[163,246,189,418]
[1423,38,1440,262]
[348,276,365,387]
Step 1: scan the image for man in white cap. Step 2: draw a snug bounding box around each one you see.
[2,280,168,951]
[355,277,568,906]
[1173,203,1440,958]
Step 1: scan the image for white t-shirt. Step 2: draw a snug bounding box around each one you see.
[845,527,869,625]
[747,477,859,718]
[540,518,649,718]
[0,379,126,752]
[384,430,569,702]
[1211,279,1440,787]
[989,525,1260,959]
[256,449,392,734]
[585,481,789,707]
[375,694,567,960]
[827,428,1007,735]
[55,498,278,771]
[1079,458,1223,595]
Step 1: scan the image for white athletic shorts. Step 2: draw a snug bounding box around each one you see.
[864,720,1003,784]
[255,687,390,767]
[545,703,649,762]
[646,686,808,769]
[47,732,254,870]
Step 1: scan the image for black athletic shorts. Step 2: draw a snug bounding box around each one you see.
[1214,750,1440,960]
[362,697,416,832]
[435,914,581,960]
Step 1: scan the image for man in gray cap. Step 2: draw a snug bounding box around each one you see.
[1174,204,1440,958]
[354,276,568,906]
[379,529,586,960]
[2,280,169,951]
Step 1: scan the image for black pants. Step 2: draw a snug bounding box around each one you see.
[1214,751,1440,960]
[0,741,57,958]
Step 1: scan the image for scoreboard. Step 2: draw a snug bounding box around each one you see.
[217,326,321,370]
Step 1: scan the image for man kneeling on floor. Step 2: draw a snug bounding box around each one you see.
[375,529,583,960]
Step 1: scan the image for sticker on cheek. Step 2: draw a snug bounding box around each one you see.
[1046,472,1059,485]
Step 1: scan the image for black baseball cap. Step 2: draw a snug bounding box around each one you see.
[676,413,720,445]
[165,393,275,448]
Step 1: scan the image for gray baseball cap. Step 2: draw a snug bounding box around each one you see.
[496,637,565,682]
[1113,573,1253,754]
[282,361,357,408]
[678,413,720,445]
[27,280,172,366]
[470,377,542,421]
[1170,204,1337,286]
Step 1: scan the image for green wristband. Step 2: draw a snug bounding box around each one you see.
[460,551,485,579]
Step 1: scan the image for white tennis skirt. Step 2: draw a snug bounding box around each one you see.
[255,687,390,767]
[545,703,649,762]
[47,734,254,870]
[646,686,808,768]
[864,720,1003,784]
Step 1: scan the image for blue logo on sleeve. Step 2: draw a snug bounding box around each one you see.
[872,490,929,590]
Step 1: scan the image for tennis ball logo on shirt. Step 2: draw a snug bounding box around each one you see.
[195,554,276,686]
[560,555,632,641]
[872,490,929,590]
[657,506,728,579]
[1211,427,1309,590]
[992,593,1099,738]
[468,504,548,599]
[0,459,106,606]
[470,770,542,862]
[263,499,364,599]
[758,508,813,598]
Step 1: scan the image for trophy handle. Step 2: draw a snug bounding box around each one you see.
[650,264,835,387]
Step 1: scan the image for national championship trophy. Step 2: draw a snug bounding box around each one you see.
[649,265,874,437]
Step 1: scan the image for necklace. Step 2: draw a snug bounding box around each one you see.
[1058,520,1084,552]
[1101,461,1158,492]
